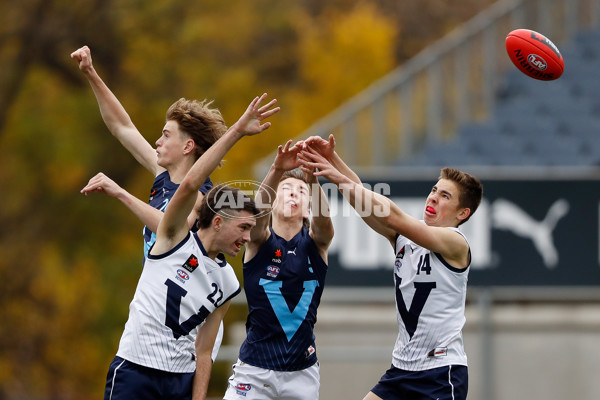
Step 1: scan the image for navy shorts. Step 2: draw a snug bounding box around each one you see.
[104,356,195,400]
[371,364,468,400]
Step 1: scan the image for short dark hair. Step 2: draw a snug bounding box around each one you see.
[439,167,483,226]
[197,184,259,229]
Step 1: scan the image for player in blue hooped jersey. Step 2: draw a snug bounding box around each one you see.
[83,93,279,400]
[224,141,334,400]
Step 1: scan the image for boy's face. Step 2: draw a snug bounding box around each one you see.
[155,120,189,168]
[214,210,256,257]
[273,177,310,221]
[423,179,466,227]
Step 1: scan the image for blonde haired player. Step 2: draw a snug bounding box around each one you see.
[71,45,227,260]
[223,140,334,400]
[83,94,279,400]
[73,44,230,362]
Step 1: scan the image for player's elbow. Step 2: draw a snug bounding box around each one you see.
[179,178,199,197]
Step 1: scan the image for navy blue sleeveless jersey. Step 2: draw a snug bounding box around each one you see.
[239,226,328,371]
[143,171,212,260]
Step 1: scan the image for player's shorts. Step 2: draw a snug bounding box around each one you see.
[370,364,468,400]
[103,356,194,400]
[223,359,320,400]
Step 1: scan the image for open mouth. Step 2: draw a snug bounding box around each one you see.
[235,242,243,250]
[426,206,436,214]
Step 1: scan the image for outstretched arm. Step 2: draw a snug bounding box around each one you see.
[299,148,468,261]
[303,134,361,185]
[153,94,279,254]
[80,172,204,233]
[298,147,397,245]
[71,45,159,175]
[245,140,302,260]
[80,173,165,231]
[298,155,334,260]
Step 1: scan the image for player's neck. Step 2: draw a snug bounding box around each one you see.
[272,218,303,242]
[198,238,221,260]
[167,157,196,184]
[196,230,221,260]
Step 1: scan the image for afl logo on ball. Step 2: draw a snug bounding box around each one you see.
[527,54,547,71]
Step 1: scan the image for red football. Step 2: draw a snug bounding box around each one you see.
[505,29,565,80]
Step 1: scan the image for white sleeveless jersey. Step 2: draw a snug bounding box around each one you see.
[117,232,241,373]
[391,225,470,371]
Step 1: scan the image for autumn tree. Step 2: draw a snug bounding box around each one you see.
[0,1,497,398]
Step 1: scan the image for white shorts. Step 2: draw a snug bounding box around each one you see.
[223,359,320,400]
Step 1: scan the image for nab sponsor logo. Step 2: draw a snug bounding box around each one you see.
[266,265,280,278]
[397,246,405,259]
[527,54,547,71]
[235,383,252,396]
[176,269,189,283]
[530,31,561,58]
[395,246,405,271]
[272,249,283,264]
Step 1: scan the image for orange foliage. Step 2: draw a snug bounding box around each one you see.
[0,0,496,397]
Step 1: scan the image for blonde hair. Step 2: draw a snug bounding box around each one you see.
[166,98,227,160]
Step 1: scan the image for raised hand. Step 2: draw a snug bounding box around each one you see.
[273,140,302,171]
[70,45,94,74]
[231,93,280,137]
[80,172,124,197]
[303,134,336,159]
[298,146,346,185]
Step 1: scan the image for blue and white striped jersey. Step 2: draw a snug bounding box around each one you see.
[117,232,240,373]
[391,224,470,371]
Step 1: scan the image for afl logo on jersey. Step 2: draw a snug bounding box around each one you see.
[266,265,280,278]
[176,269,190,283]
[394,258,402,272]
[235,383,252,396]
